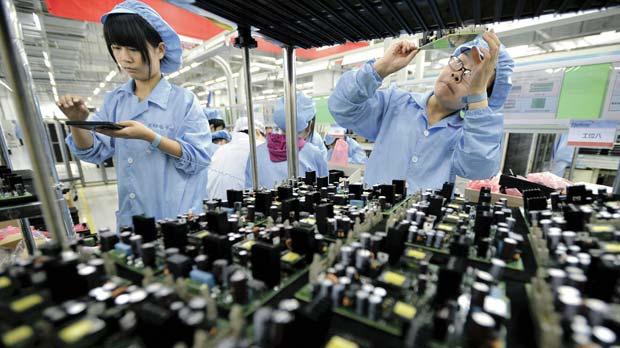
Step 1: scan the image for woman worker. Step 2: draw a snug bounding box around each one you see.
[324,125,368,164]
[59,0,211,228]
[328,31,514,194]
[247,93,328,189]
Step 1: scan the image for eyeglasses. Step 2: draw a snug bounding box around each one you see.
[448,56,472,83]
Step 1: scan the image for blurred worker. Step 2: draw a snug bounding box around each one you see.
[207,129,231,157]
[329,31,514,193]
[11,120,23,146]
[207,117,265,200]
[551,133,575,178]
[247,93,328,189]
[60,0,211,229]
[204,107,225,132]
[324,125,368,165]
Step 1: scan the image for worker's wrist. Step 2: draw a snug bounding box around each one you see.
[467,99,489,110]
[373,59,389,79]
[142,128,157,142]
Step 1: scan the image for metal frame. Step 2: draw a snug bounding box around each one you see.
[283,46,299,179]
[0,0,75,249]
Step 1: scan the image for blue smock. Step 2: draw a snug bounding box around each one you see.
[245,142,328,189]
[66,78,211,228]
[308,132,328,161]
[327,137,368,164]
[328,61,504,194]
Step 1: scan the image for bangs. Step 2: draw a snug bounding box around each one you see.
[103,14,162,70]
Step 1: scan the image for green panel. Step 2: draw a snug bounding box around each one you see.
[313,96,335,125]
[557,63,612,119]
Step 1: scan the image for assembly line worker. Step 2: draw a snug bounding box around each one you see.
[247,93,328,189]
[207,129,232,157]
[207,117,266,200]
[59,0,211,229]
[328,31,514,193]
[551,133,575,178]
[324,125,368,164]
[204,107,226,132]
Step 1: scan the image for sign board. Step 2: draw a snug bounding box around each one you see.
[503,68,564,119]
[567,120,618,148]
[603,63,620,120]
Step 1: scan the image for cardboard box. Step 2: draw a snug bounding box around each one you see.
[464,188,524,208]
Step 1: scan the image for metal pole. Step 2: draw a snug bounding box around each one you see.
[211,56,236,113]
[74,156,86,186]
[568,147,579,181]
[525,133,539,175]
[241,45,259,190]
[612,159,620,195]
[0,120,12,168]
[19,218,35,255]
[54,120,74,182]
[0,0,75,248]
[282,46,298,179]
[100,164,109,185]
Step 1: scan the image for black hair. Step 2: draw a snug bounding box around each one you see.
[306,116,316,141]
[103,14,163,77]
[209,119,226,130]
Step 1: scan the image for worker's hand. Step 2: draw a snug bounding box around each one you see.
[374,41,419,78]
[56,95,89,121]
[467,31,501,95]
[97,120,156,142]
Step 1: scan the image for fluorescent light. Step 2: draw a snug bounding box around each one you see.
[251,62,279,70]
[214,90,222,95]
[250,66,260,73]
[47,72,56,86]
[262,88,274,94]
[32,13,41,31]
[93,88,101,95]
[99,82,105,88]
[179,66,191,74]
[87,97,92,101]
[105,70,117,82]
[215,76,226,82]
[42,51,48,60]
[42,51,51,68]
[197,91,208,97]
[186,85,196,91]
[190,62,200,68]
[204,79,216,85]
[168,71,180,78]
[341,47,384,66]
[297,61,329,75]
[0,79,12,92]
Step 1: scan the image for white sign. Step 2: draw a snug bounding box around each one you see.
[603,63,620,120]
[567,120,618,149]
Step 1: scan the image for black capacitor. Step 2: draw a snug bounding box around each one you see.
[470,282,489,307]
[129,234,143,258]
[203,233,231,261]
[206,210,230,235]
[329,170,344,184]
[585,254,620,302]
[349,183,364,200]
[166,254,192,279]
[434,259,464,306]
[290,225,314,256]
[251,243,281,287]
[226,189,244,208]
[212,259,228,285]
[194,255,209,271]
[43,251,86,302]
[315,203,334,234]
[432,307,451,341]
[476,237,491,258]
[564,204,585,232]
[230,270,248,304]
[385,227,407,265]
[141,242,156,268]
[184,244,198,259]
[78,265,102,290]
[500,237,517,261]
[440,182,454,200]
[317,176,329,188]
[270,310,295,348]
[99,231,119,252]
[161,220,189,250]
[379,184,395,205]
[132,215,157,242]
[304,170,317,185]
[466,311,497,348]
[393,179,407,198]
[428,195,444,218]
[277,185,293,201]
[474,210,493,244]
[246,204,256,222]
[281,198,300,222]
[120,231,132,244]
[255,191,273,215]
